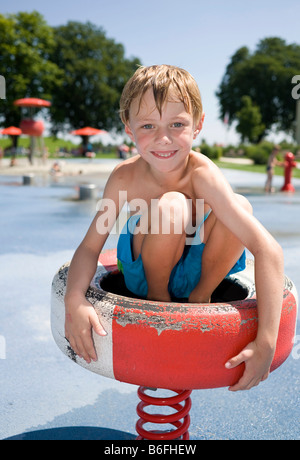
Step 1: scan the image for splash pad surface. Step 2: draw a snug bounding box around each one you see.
[0,163,299,440]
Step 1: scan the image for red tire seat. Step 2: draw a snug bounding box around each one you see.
[51,249,298,389]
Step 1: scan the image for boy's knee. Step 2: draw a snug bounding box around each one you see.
[158,191,187,209]
[235,193,253,215]
[154,191,190,233]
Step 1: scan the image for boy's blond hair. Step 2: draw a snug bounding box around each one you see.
[120,65,203,125]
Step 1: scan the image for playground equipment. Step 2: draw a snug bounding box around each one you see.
[0,126,22,136]
[14,97,51,164]
[0,126,22,166]
[51,249,298,440]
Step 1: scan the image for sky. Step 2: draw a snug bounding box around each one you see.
[2,0,300,145]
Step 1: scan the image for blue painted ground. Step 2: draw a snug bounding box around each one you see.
[0,163,299,440]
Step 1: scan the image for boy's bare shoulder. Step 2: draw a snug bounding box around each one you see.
[109,155,141,184]
[113,154,140,171]
[190,151,220,178]
[190,151,227,196]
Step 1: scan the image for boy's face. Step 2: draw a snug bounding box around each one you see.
[125,89,204,173]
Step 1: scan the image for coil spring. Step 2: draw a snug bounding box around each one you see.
[136,386,192,440]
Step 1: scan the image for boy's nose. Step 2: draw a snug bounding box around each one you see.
[155,128,172,144]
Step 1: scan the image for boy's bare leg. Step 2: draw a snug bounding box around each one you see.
[133,192,252,303]
[141,231,186,301]
[132,192,189,301]
[189,194,253,303]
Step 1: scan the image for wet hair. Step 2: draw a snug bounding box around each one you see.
[119,65,203,125]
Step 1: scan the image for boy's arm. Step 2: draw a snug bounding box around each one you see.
[222,222,283,393]
[225,234,284,391]
[64,225,109,363]
[192,163,284,391]
[64,166,127,363]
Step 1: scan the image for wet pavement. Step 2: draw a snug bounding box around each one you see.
[0,161,299,440]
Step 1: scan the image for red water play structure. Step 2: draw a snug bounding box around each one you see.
[281,152,297,192]
[14,97,51,164]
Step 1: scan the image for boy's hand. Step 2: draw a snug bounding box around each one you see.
[65,296,107,364]
[225,340,275,391]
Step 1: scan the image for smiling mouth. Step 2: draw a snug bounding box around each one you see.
[151,150,177,159]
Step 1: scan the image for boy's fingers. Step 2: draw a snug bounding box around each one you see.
[229,377,253,392]
[261,371,269,381]
[81,314,107,362]
[90,313,107,337]
[83,335,98,362]
[225,353,244,369]
[67,331,96,363]
[65,311,107,363]
[75,335,96,363]
[73,336,89,362]
[225,348,253,369]
[229,371,263,391]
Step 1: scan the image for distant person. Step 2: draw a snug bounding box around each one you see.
[42,146,49,164]
[117,144,128,159]
[9,147,17,167]
[130,146,138,156]
[49,161,63,177]
[265,145,281,193]
[86,151,96,159]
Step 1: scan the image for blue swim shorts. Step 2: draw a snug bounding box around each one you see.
[117,214,246,300]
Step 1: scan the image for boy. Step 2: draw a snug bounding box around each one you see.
[65,65,284,391]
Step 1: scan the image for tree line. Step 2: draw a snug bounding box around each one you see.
[0,11,299,145]
[216,37,300,143]
[0,11,141,140]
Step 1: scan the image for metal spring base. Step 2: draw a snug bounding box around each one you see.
[136,386,192,440]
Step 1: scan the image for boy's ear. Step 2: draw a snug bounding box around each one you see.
[193,113,205,139]
[124,124,135,143]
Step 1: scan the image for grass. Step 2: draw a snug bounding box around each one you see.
[0,136,76,152]
[1,136,299,179]
[0,136,117,158]
[215,160,300,179]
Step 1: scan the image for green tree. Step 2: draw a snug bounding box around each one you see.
[236,96,265,143]
[0,11,63,145]
[49,21,141,136]
[216,37,300,141]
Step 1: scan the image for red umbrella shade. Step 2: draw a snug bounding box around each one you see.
[70,127,106,136]
[14,98,51,108]
[0,126,22,135]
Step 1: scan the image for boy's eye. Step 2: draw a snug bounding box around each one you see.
[142,124,154,129]
[172,122,184,128]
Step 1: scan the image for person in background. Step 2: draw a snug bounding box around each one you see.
[265,145,281,193]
